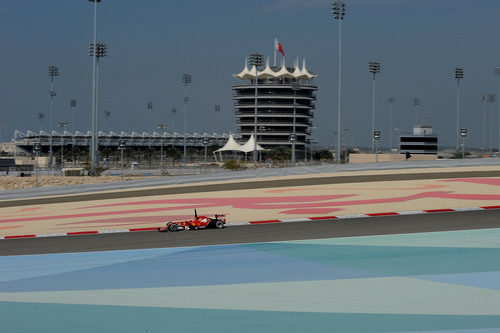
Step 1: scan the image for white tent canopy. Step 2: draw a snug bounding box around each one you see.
[214,134,266,162]
[240,134,266,153]
[214,134,243,153]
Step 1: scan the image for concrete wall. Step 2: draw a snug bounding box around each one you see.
[10,156,49,168]
[349,153,438,164]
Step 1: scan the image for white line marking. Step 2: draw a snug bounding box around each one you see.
[397,210,425,215]
[280,218,312,223]
[99,229,129,234]
[453,207,482,212]
[37,233,66,238]
[335,214,368,219]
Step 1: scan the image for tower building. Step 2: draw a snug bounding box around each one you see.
[232,58,317,158]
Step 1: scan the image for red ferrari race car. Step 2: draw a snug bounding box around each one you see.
[158,210,226,232]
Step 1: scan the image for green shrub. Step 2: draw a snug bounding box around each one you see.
[223,159,247,171]
[262,146,291,161]
[313,149,333,160]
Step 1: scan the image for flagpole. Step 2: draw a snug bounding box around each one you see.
[274,38,277,67]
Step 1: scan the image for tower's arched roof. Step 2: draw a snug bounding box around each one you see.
[234,57,316,80]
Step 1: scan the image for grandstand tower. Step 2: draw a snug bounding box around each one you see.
[232,58,317,158]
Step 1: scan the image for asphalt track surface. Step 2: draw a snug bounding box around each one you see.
[1,209,500,256]
[1,169,500,208]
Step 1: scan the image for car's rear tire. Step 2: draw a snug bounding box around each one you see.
[168,223,179,232]
[215,220,224,229]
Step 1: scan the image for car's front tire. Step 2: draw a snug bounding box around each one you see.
[168,223,179,232]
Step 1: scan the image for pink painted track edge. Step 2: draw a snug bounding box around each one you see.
[1,205,498,240]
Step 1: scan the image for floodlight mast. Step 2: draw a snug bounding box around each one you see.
[38,112,46,132]
[70,99,77,165]
[214,104,221,133]
[487,93,496,156]
[369,61,381,152]
[482,95,486,158]
[331,0,345,164]
[88,41,108,172]
[157,123,167,169]
[388,97,395,152]
[88,0,101,172]
[147,102,153,134]
[70,99,77,131]
[413,98,420,125]
[48,65,59,170]
[58,121,68,167]
[454,67,464,152]
[494,67,500,156]
[182,73,192,165]
[248,53,264,169]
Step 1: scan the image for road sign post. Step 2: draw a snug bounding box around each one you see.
[374,131,381,163]
[34,143,40,188]
[203,137,209,173]
[118,140,126,181]
[460,128,467,159]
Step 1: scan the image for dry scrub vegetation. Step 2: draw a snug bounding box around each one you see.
[0,175,144,191]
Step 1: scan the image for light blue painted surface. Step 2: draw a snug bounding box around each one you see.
[1,228,500,332]
[1,302,500,333]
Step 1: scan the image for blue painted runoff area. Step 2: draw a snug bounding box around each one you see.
[1,228,500,332]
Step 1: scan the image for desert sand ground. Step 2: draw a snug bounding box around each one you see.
[0,175,145,191]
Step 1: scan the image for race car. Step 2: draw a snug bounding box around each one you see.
[158,209,226,232]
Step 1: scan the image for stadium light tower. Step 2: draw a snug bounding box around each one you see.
[494,67,500,156]
[487,93,496,156]
[38,112,46,132]
[88,41,108,171]
[58,121,68,167]
[214,104,221,133]
[48,65,59,169]
[87,0,103,172]
[413,98,420,124]
[157,123,167,169]
[147,102,153,134]
[248,53,264,169]
[388,97,395,152]
[369,61,381,152]
[70,99,77,166]
[182,73,192,165]
[481,95,486,157]
[70,99,77,132]
[331,0,345,164]
[454,67,464,152]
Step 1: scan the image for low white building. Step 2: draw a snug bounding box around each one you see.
[399,125,438,155]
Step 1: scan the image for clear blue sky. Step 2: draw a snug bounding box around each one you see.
[1,0,499,149]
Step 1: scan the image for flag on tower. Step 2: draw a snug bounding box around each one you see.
[275,39,285,57]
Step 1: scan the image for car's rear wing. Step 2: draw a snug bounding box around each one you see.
[215,214,226,222]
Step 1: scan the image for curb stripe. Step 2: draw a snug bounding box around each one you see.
[366,212,399,217]
[4,234,36,239]
[309,215,338,220]
[423,208,455,213]
[480,205,500,209]
[67,231,99,235]
[1,205,495,240]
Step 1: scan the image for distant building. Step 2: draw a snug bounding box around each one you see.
[399,125,438,155]
[13,130,231,153]
[232,58,317,157]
